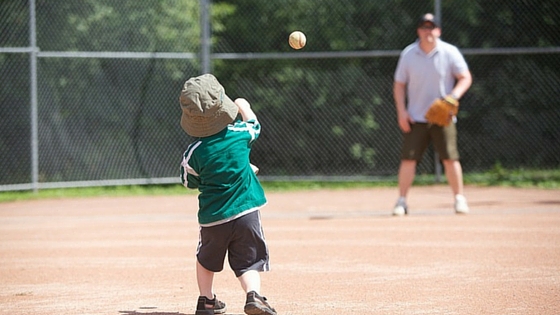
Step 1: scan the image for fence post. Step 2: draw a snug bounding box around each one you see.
[200,0,211,74]
[434,153,442,183]
[433,0,443,183]
[29,0,39,193]
[435,0,441,27]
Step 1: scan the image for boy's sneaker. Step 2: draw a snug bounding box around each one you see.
[195,295,226,315]
[392,197,408,216]
[244,291,277,315]
[454,195,470,214]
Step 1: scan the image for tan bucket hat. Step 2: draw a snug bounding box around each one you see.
[179,74,238,137]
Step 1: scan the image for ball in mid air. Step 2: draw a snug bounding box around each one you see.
[289,31,306,50]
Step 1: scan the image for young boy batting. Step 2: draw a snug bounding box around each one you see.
[179,74,277,315]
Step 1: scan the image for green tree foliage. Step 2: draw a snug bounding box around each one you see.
[435,0,560,48]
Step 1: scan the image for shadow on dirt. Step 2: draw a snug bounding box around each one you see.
[119,311,187,315]
[119,311,243,315]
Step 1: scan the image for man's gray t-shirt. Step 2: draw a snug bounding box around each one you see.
[394,39,469,122]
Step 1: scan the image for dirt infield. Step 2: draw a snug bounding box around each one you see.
[1,186,559,315]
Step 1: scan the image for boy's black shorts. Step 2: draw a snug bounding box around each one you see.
[197,210,270,277]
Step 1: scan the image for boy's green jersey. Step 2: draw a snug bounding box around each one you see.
[180,119,266,226]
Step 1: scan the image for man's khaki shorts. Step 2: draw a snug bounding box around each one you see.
[400,122,459,161]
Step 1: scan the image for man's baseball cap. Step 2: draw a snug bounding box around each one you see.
[417,13,440,28]
[179,74,238,137]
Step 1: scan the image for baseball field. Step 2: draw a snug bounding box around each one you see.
[1,185,559,315]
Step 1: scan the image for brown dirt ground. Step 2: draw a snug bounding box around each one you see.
[1,185,559,315]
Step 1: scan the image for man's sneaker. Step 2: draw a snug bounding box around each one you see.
[454,194,469,214]
[244,291,277,315]
[392,197,408,216]
[195,295,226,315]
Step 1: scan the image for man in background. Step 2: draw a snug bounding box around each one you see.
[392,13,473,216]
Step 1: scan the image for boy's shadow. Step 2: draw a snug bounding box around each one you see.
[119,312,186,315]
[120,311,243,315]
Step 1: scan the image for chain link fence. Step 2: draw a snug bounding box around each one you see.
[1,0,559,191]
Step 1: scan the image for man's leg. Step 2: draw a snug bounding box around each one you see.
[398,159,417,197]
[433,122,468,214]
[394,123,430,216]
[393,159,417,216]
[442,159,463,196]
[443,159,469,214]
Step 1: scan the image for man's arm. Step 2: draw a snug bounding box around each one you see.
[450,70,472,99]
[394,81,413,133]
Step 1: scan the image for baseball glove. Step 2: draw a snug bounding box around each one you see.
[425,96,459,126]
